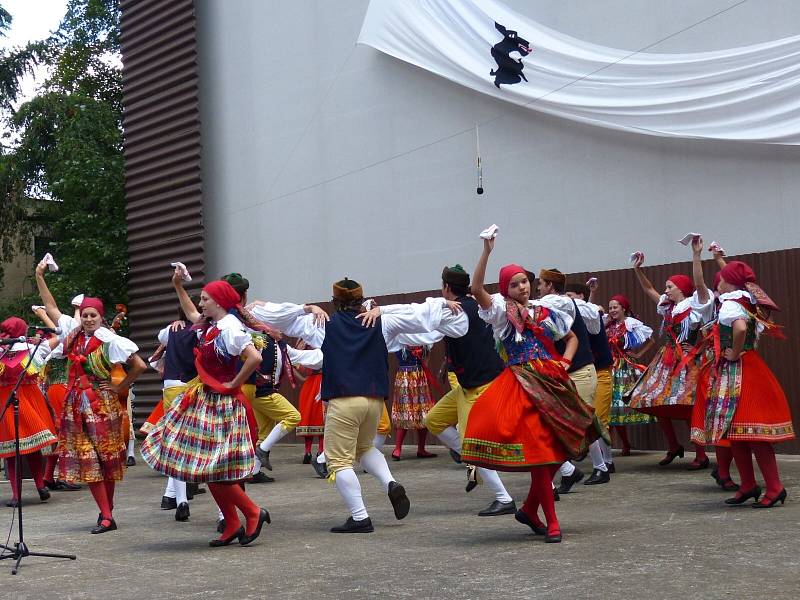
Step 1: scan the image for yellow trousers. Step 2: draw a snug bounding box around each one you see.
[569,364,597,407]
[250,391,301,444]
[594,367,613,427]
[325,396,384,473]
[377,402,391,436]
[423,380,492,438]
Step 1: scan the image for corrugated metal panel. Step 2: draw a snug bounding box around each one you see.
[121,0,205,426]
[352,248,800,453]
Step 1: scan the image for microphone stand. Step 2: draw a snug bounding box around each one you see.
[0,335,76,574]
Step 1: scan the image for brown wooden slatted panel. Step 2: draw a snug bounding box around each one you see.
[120,0,205,427]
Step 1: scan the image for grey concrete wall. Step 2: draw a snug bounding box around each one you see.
[195,0,800,302]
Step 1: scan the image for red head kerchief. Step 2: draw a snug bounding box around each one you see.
[712,271,722,292]
[203,280,241,311]
[79,296,105,316]
[0,317,27,339]
[720,261,757,290]
[667,274,695,298]
[499,264,527,297]
[610,294,631,313]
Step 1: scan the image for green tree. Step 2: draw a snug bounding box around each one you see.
[0,0,124,320]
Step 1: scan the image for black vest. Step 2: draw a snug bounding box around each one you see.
[162,325,198,383]
[254,336,287,396]
[445,296,505,389]
[588,325,613,370]
[555,299,594,373]
[321,311,389,400]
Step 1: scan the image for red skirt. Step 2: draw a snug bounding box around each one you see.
[0,383,58,458]
[139,401,165,436]
[462,368,568,471]
[296,373,324,437]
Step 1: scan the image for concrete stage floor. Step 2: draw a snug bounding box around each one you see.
[2,446,799,599]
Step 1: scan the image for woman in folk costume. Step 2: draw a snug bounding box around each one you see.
[0,317,58,507]
[294,339,325,465]
[390,344,437,460]
[627,239,714,468]
[34,263,146,534]
[604,294,655,454]
[142,275,270,546]
[462,235,607,543]
[690,261,793,507]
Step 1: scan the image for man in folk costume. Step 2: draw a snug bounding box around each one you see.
[537,269,610,488]
[398,265,517,516]
[567,281,616,473]
[249,278,466,533]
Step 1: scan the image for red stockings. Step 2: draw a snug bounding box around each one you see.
[208,481,261,538]
[6,452,46,500]
[716,446,734,481]
[88,480,113,523]
[523,465,560,536]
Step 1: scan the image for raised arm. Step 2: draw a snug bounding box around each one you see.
[34,261,63,322]
[632,254,661,304]
[710,243,727,270]
[32,306,57,329]
[172,268,202,323]
[691,236,710,305]
[471,237,495,310]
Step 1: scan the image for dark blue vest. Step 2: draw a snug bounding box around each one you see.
[588,325,613,370]
[162,325,198,383]
[321,311,389,400]
[555,299,594,373]
[444,296,505,388]
[254,336,287,396]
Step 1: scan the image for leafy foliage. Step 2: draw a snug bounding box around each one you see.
[0,0,124,320]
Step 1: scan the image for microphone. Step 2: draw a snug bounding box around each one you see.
[29,326,61,335]
[0,337,27,345]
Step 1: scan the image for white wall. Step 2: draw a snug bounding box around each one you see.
[195,0,800,303]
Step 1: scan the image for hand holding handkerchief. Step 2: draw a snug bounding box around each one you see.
[171,262,192,282]
[479,224,499,240]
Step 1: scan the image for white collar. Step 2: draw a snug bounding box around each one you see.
[719,290,755,304]
[91,327,117,343]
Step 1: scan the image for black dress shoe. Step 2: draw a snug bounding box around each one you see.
[658,445,685,466]
[312,456,329,479]
[126,456,136,467]
[209,526,244,547]
[584,468,611,485]
[240,508,271,545]
[91,518,118,534]
[449,449,462,464]
[161,496,177,510]
[44,479,63,490]
[255,447,272,471]
[725,486,762,505]
[752,488,787,508]
[330,516,374,533]
[303,452,312,464]
[544,530,562,543]
[605,462,616,474]
[250,471,275,484]
[59,480,82,491]
[553,487,560,502]
[216,518,226,534]
[38,487,51,501]
[388,481,410,520]
[556,467,584,494]
[478,499,516,516]
[465,465,479,493]
[175,502,190,522]
[711,466,721,484]
[686,456,710,471]
[6,499,19,508]
[514,509,546,535]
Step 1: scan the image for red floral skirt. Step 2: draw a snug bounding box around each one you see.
[0,383,57,458]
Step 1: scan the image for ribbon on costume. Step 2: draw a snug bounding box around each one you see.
[409,346,442,395]
[66,333,105,418]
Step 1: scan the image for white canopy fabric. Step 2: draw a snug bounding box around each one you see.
[358,0,800,144]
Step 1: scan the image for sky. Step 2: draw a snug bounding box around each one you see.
[0,0,69,101]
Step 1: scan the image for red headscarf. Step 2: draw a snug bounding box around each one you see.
[667,274,695,298]
[720,261,757,289]
[203,280,241,311]
[0,317,27,339]
[79,296,105,316]
[610,294,631,313]
[712,271,722,292]
[498,264,527,297]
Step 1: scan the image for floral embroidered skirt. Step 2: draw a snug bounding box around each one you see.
[296,373,325,437]
[58,387,127,482]
[691,351,794,445]
[141,381,255,483]
[609,359,655,427]
[627,344,699,420]
[0,384,57,458]
[391,367,435,430]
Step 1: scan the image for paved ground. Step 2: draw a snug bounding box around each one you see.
[1,446,799,599]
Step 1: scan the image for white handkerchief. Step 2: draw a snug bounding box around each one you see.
[42,252,59,272]
[629,251,644,264]
[31,305,45,312]
[479,224,499,240]
[71,294,84,307]
[586,277,598,286]
[709,241,726,255]
[171,262,192,282]
[677,233,701,246]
